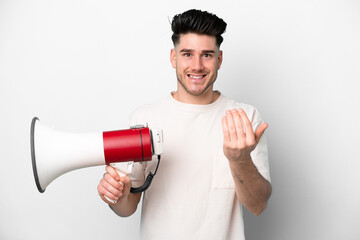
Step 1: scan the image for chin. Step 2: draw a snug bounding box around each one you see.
[187,86,212,96]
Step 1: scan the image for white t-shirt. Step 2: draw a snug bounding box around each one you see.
[128,93,270,240]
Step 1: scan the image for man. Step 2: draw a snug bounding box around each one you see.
[97,9,271,240]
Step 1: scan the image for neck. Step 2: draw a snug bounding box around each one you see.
[172,89,220,105]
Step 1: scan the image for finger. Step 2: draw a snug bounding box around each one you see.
[106,165,120,182]
[99,189,119,205]
[104,173,123,192]
[231,109,246,141]
[99,189,118,204]
[98,180,121,204]
[237,108,255,144]
[100,177,123,200]
[222,115,231,143]
[120,176,132,196]
[225,110,237,142]
[106,166,126,188]
[255,122,268,144]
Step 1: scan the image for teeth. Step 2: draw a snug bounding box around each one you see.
[189,75,204,79]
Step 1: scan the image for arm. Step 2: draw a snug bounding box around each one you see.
[97,166,142,217]
[222,108,272,216]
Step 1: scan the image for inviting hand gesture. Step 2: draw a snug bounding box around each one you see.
[222,108,268,163]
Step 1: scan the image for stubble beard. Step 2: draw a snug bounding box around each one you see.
[176,71,218,97]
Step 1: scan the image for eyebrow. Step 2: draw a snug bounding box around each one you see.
[180,49,216,54]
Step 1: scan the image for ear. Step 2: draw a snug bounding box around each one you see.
[217,50,223,70]
[170,48,176,69]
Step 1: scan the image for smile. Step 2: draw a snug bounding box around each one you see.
[187,74,206,79]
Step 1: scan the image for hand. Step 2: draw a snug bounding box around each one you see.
[97,165,132,205]
[222,108,268,163]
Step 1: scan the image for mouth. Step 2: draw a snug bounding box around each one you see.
[187,74,207,80]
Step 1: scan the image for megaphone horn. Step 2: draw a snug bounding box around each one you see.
[30,117,163,193]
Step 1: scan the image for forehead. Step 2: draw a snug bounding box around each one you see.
[176,33,218,51]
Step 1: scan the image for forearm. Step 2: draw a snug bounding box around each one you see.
[229,157,271,216]
[109,192,141,217]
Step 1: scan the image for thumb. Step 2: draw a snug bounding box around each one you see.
[120,176,132,196]
[255,122,268,144]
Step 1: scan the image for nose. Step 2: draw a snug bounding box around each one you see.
[191,55,204,72]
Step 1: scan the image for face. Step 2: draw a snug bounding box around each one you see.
[170,33,223,97]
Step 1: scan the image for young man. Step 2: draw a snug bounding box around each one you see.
[97,9,271,240]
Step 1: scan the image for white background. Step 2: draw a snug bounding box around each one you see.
[1,0,360,239]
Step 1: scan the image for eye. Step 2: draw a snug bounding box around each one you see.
[183,53,191,57]
[203,54,212,58]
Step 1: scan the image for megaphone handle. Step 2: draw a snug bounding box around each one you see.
[105,162,134,204]
[105,156,160,203]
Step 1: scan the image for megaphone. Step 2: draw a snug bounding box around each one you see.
[30,117,164,195]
